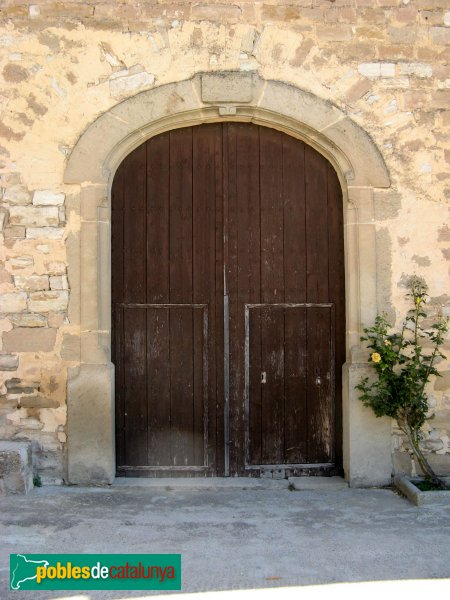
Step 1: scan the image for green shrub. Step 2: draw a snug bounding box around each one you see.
[356,276,448,489]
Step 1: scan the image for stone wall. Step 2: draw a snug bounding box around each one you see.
[0,0,449,483]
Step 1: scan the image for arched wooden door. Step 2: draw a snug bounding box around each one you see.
[112,123,345,477]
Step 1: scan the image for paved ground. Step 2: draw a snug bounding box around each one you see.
[1,478,449,599]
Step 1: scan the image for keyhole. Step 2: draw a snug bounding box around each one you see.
[261,371,267,384]
[315,369,322,386]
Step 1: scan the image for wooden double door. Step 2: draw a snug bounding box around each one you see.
[112,123,345,477]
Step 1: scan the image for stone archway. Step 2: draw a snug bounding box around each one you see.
[64,72,392,487]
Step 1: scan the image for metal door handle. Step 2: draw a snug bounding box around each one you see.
[261,371,267,384]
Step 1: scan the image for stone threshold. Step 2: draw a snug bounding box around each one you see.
[113,476,348,491]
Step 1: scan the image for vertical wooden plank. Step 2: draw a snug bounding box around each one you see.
[259,127,284,465]
[192,124,222,469]
[114,307,125,469]
[214,125,225,475]
[123,144,147,304]
[192,306,205,467]
[111,162,125,470]
[260,307,285,464]
[147,308,171,466]
[192,126,208,467]
[282,137,308,466]
[169,128,194,466]
[305,146,329,304]
[169,306,194,466]
[146,133,171,467]
[169,127,193,304]
[227,123,261,474]
[260,127,284,303]
[146,132,170,303]
[284,307,308,464]
[327,163,345,468]
[224,122,238,474]
[307,306,333,463]
[123,308,148,466]
[282,136,306,303]
[122,145,148,468]
[248,308,262,464]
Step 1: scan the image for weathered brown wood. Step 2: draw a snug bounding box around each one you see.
[305,145,329,304]
[111,162,124,467]
[284,307,307,464]
[122,144,147,471]
[169,129,194,467]
[123,307,148,466]
[327,163,345,469]
[123,144,147,304]
[248,308,262,465]
[260,307,285,464]
[146,133,171,467]
[147,308,171,466]
[307,306,333,462]
[146,132,170,303]
[112,122,345,477]
[192,125,223,471]
[258,128,285,466]
[228,123,262,473]
[282,136,306,303]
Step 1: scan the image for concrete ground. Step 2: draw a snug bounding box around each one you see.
[1,478,449,600]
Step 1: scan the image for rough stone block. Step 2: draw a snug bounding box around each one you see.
[0,292,27,313]
[388,26,419,44]
[398,62,433,77]
[109,70,155,98]
[2,186,31,205]
[430,91,450,110]
[0,208,9,231]
[343,363,393,487]
[28,290,69,313]
[401,90,428,110]
[68,363,115,485]
[0,353,19,371]
[316,25,353,41]
[374,191,402,220]
[431,26,450,44]
[26,227,64,240]
[192,4,241,22]
[0,441,33,494]
[45,262,66,275]
[8,313,47,327]
[358,62,395,77]
[7,256,33,269]
[49,275,69,290]
[61,333,80,361]
[9,206,59,227]
[345,79,372,103]
[5,377,39,394]
[19,395,58,409]
[3,328,56,352]
[32,190,65,206]
[14,275,49,292]
[201,72,254,103]
[4,226,26,239]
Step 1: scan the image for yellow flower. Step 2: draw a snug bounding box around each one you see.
[371,352,381,363]
[384,340,391,346]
